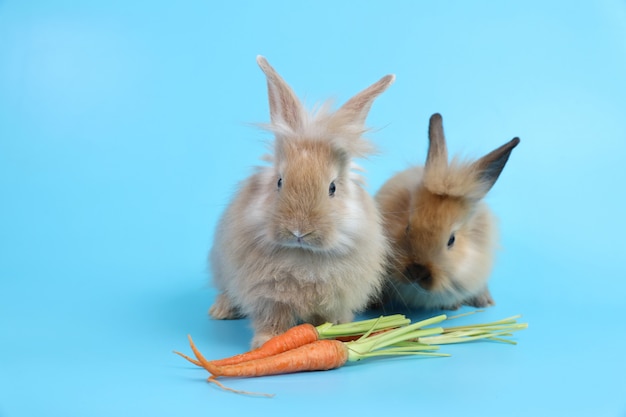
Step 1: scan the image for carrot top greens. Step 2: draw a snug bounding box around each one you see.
[342,313,527,362]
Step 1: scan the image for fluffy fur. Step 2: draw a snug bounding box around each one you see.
[209,56,394,348]
[376,113,520,310]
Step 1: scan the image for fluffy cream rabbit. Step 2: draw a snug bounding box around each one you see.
[209,56,394,348]
[376,113,519,311]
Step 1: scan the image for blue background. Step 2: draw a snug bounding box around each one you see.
[1,1,625,416]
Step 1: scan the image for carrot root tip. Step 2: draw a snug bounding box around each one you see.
[173,350,203,367]
[207,376,275,398]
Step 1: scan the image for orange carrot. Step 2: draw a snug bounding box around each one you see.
[199,339,349,377]
[211,323,319,366]
[173,323,319,368]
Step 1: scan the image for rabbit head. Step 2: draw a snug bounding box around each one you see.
[256,56,395,255]
[378,113,519,310]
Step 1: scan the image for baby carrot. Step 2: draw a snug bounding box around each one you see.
[174,323,319,367]
[200,339,349,377]
[214,323,319,367]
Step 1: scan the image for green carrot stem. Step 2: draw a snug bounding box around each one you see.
[353,350,451,359]
[316,314,410,338]
[446,309,485,320]
[389,341,440,350]
[445,323,523,333]
[419,326,526,345]
[487,336,517,345]
[438,326,524,340]
[442,315,522,332]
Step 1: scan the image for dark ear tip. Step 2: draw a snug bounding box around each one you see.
[430,113,443,123]
[507,137,521,151]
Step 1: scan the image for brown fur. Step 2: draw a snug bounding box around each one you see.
[376,113,520,310]
[209,56,394,348]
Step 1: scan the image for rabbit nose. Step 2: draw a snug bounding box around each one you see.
[405,263,434,290]
[290,229,313,245]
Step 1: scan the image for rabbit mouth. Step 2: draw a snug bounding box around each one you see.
[401,264,468,295]
[403,263,436,291]
[277,230,325,251]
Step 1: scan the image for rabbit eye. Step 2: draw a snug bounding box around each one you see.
[447,233,456,248]
[329,181,336,197]
[277,177,283,190]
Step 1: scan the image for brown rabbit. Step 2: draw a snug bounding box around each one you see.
[209,56,394,348]
[376,113,519,311]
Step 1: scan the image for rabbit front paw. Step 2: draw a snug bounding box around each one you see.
[208,293,243,319]
[464,289,495,308]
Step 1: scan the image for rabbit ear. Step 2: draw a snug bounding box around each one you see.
[425,113,449,168]
[257,55,303,130]
[473,137,521,194]
[335,74,395,126]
